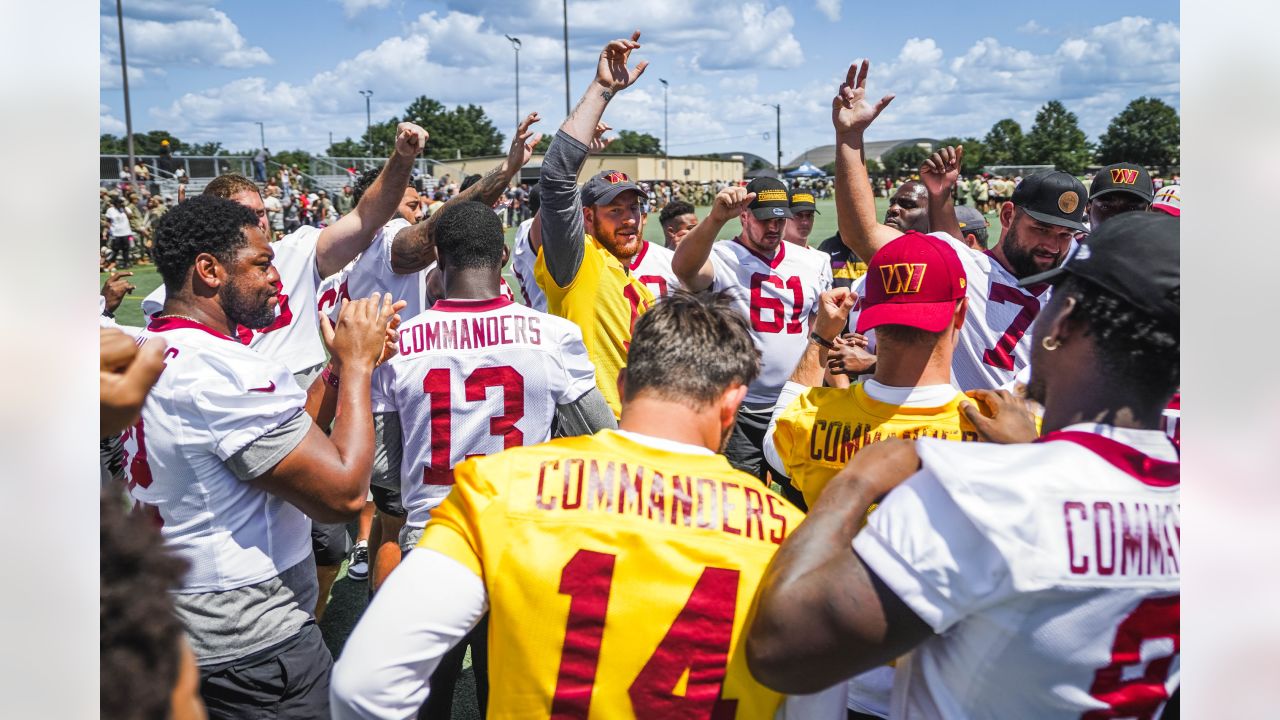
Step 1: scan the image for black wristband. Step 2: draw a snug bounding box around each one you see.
[809,332,836,350]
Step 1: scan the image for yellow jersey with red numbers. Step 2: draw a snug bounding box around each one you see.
[772,382,981,508]
[535,235,654,417]
[418,429,805,719]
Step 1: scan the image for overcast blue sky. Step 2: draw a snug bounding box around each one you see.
[100,0,1179,162]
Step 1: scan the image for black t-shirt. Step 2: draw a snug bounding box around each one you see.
[817,233,868,288]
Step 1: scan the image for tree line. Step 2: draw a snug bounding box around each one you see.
[862,96,1179,177]
[102,94,1177,178]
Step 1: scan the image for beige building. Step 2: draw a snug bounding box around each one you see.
[429,153,744,184]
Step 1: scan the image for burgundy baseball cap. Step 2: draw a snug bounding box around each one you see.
[856,231,968,334]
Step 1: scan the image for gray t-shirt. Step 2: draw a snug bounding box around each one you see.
[537,130,592,288]
[180,408,317,666]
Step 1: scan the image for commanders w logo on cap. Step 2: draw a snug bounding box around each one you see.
[606,171,629,184]
[879,263,927,295]
[1110,168,1140,185]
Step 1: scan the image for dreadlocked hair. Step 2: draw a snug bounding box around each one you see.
[1057,274,1179,399]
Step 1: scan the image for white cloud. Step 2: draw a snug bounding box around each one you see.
[341,0,392,18]
[100,7,271,70]
[816,0,841,22]
[100,104,126,135]
[1018,20,1050,35]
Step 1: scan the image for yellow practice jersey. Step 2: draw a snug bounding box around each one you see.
[535,235,655,417]
[419,430,806,719]
[772,382,981,508]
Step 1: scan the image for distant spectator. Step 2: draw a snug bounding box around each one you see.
[105,195,135,269]
[335,185,355,216]
[253,147,270,182]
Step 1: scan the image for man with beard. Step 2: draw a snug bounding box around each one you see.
[121,195,404,718]
[882,180,930,235]
[828,60,1084,390]
[535,32,656,417]
[672,178,830,479]
[747,212,1179,720]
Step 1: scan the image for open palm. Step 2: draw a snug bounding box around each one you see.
[831,59,895,135]
[596,31,648,93]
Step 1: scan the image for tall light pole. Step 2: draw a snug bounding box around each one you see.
[114,0,136,187]
[659,79,669,180]
[255,121,265,149]
[358,89,373,156]
[562,0,571,116]
[504,35,522,128]
[763,103,781,174]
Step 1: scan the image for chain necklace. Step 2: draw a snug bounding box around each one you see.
[153,313,207,325]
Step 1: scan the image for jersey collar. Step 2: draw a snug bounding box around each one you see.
[430,297,514,313]
[732,236,786,269]
[1037,426,1179,487]
[628,241,651,271]
[146,315,238,342]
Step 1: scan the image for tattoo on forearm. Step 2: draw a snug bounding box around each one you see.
[601,89,614,102]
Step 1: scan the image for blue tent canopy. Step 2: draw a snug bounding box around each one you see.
[785,162,826,177]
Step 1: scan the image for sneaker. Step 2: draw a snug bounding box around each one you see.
[346,542,370,581]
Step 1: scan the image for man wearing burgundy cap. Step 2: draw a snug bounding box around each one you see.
[762,230,991,718]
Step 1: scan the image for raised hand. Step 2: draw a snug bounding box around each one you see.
[322,293,405,372]
[920,146,964,200]
[505,112,543,170]
[709,186,756,224]
[394,122,429,158]
[831,59,895,137]
[813,288,857,341]
[588,122,615,153]
[595,31,648,95]
[960,389,1039,444]
[100,328,167,437]
[101,271,136,315]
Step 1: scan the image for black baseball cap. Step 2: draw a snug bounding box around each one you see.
[1010,170,1088,232]
[1018,212,1179,325]
[581,169,644,207]
[747,177,794,220]
[1089,162,1154,203]
[788,187,819,214]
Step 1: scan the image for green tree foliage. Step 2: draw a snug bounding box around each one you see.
[982,119,1025,165]
[1025,101,1094,174]
[532,135,552,154]
[327,97,505,160]
[599,130,662,154]
[271,149,313,174]
[938,136,986,171]
[100,130,223,156]
[879,144,930,176]
[1095,97,1180,171]
[326,137,367,157]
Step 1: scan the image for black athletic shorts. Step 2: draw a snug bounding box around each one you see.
[371,483,406,518]
[310,521,351,566]
[200,623,332,720]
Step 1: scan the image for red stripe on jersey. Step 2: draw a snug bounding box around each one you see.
[629,241,650,271]
[146,315,237,341]
[1038,430,1179,487]
[431,297,514,313]
[732,236,786,269]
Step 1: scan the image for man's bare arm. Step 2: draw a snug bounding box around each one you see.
[670,186,753,291]
[316,123,427,278]
[392,114,543,274]
[832,60,902,262]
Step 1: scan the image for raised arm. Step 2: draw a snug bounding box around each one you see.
[250,294,398,523]
[671,186,754,292]
[316,123,428,278]
[540,32,647,288]
[391,113,543,274]
[529,122,611,256]
[833,60,901,262]
[920,146,964,241]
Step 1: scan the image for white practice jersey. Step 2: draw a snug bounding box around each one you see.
[121,317,312,593]
[628,240,681,299]
[316,255,358,321]
[710,238,831,404]
[371,297,598,528]
[343,217,428,319]
[510,217,546,311]
[140,226,327,374]
[855,423,1180,720]
[929,231,1053,391]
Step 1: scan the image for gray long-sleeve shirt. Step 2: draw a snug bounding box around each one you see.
[537,130,591,288]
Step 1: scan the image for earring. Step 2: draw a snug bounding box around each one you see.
[1042,336,1061,351]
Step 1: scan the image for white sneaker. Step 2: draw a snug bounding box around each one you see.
[347,541,370,581]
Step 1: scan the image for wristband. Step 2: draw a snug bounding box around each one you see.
[809,332,836,350]
[321,365,340,389]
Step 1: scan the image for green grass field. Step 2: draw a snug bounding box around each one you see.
[98,194,1001,717]
[100,196,1001,328]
